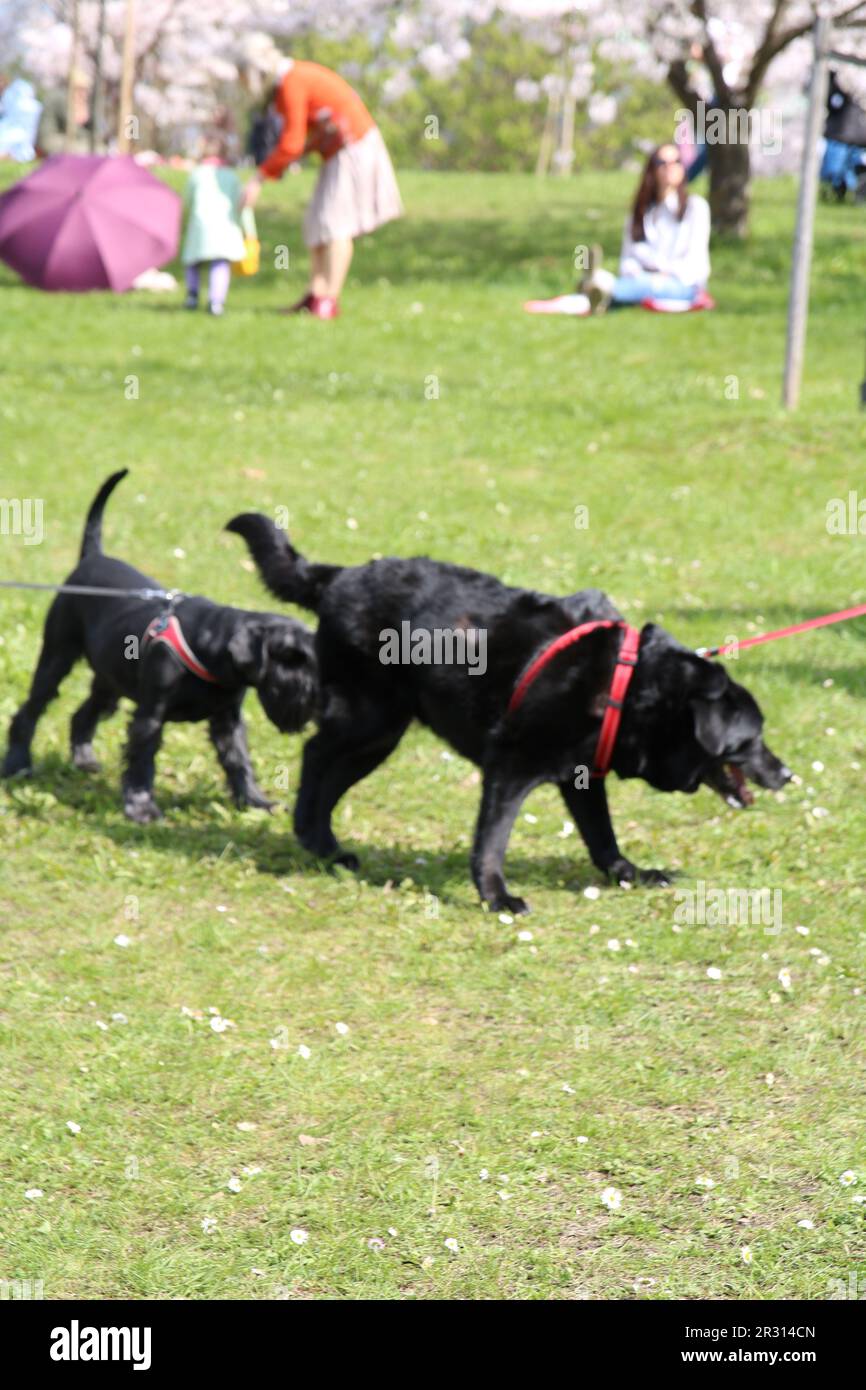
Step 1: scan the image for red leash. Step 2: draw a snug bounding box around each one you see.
[698,601,866,658]
[508,620,640,777]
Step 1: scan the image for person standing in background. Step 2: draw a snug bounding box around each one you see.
[238,36,403,320]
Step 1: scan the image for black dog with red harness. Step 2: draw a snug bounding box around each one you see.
[227,512,792,914]
[3,472,317,824]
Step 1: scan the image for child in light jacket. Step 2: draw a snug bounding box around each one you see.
[181,135,247,316]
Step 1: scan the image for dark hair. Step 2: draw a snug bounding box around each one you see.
[630,145,688,242]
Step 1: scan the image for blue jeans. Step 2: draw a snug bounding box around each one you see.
[612,274,699,305]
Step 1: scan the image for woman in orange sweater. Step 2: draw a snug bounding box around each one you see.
[240,39,403,319]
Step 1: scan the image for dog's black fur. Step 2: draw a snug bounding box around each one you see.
[227,512,792,913]
[3,473,317,823]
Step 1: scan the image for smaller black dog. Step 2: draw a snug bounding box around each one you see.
[3,472,317,822]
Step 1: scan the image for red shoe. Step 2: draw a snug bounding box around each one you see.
[309,294,340,319]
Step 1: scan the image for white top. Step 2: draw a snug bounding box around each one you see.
[619,192,710,288]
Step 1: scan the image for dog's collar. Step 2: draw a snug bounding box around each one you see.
[507,620,641,777]
[142,613,220,684]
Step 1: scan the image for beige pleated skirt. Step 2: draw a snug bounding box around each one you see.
[303,126,403,248]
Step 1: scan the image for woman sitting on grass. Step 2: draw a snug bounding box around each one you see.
[525,143,713,317]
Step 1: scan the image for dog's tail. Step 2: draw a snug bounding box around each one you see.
[80,470,129,560]
[225,513,341,614]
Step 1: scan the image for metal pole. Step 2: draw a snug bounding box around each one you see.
[782,13,831,409]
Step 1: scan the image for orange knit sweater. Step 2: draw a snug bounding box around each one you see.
[259,61,375,179]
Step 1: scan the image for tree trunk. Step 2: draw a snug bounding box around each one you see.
[707,138,751,238]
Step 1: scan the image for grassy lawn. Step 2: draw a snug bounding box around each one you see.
[1,165,865,1301]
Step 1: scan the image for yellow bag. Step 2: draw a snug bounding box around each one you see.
[232,207,260,276]
[233,235,260,276]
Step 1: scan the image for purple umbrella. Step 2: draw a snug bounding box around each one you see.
[0,154,181,292]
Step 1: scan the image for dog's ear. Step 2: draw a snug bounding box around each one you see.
[227,623,268,683]
[683,657,731,756]
[691,695,729,757]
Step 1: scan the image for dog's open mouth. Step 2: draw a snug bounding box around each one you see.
[706,763,755,809]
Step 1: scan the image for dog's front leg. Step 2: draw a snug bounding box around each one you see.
[122,700,167,823]
[559,777,672,887]
[209,708,275,810]
[471,768,535,915]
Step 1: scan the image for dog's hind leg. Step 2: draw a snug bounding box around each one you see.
[208,704,275,810]
[294,709,411,867]
[471,766,539,915]
[559,777,672,886]
[3,613,82,777]
[70,675,120,772]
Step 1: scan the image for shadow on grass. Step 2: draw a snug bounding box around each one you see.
[4,755,611,905]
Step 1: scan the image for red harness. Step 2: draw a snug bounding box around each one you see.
[507,620,641,778]
[142,613,219,684]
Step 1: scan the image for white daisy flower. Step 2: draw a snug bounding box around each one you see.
[840,1171,858,1187]
[24,1188,43,1200]
[741,1245,753,1265]
[695,1175,715,1189]
[601,1186,622,1211]
[584,886,600,900]
[778,968,792,991]
[113,934,131,948]
[444,1237,459,1253]
[227,1176,242,1193]
[290,1228,308,1245]
[797,1219,815,1229]
[66,1121,81,1135]
[201,1216,217,1233]
[335,1022,349,1035]
[707,967,722,980]
[297,1044,312,1060]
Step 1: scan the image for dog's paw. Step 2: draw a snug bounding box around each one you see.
[331,850,360,872]
[637,867,675,887]
[487,892,530,916]
[2,747,32,778]
[609,859,674,888]
[238,792,277,812]
[123,791,163,825]
[72,744,101,773]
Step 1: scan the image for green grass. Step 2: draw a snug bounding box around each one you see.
[1,166,865,1300]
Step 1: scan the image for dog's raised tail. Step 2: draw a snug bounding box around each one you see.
[80,469,129,560]
[226,513,340,613]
